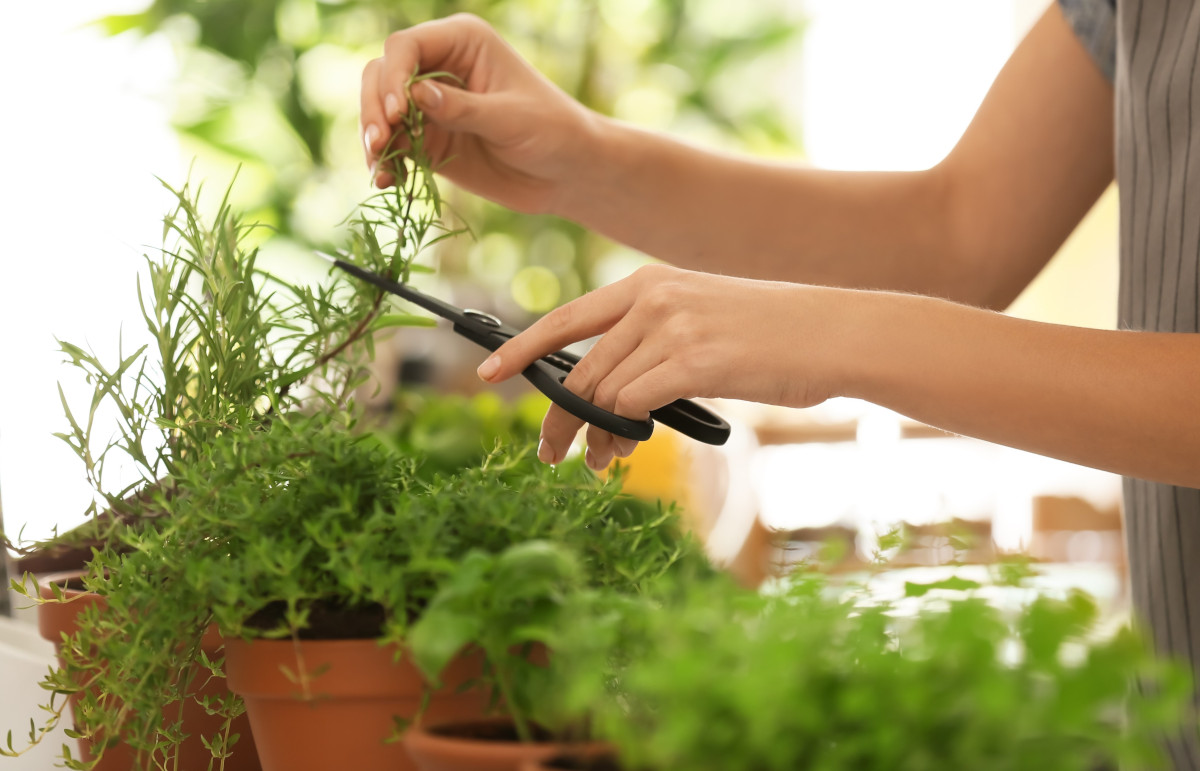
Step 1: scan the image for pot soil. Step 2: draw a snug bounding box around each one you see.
[521,753,623,771]
[35,571,260,771]
[224,637,491,771]
[405,718,609,771]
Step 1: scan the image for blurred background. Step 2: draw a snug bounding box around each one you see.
[0,0,1124,603]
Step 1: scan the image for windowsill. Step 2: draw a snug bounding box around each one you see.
[0,612,67,770]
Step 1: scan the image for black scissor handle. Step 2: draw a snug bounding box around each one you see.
[454,321,653,440]
[457,324,729,445]
[522,359,655,441]
[537,347,731,446]
[651,399,731,446]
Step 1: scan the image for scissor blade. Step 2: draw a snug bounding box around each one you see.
[314,251,464,323]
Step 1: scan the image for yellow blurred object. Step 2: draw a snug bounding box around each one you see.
[599,419,773,589]
[602,429,696,520]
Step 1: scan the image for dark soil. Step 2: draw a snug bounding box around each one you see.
[52,576,89,591]
[429,721,557,743]
[543,754,623,771]
[242,599,387,639]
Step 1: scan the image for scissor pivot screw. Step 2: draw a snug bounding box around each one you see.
[464,309,502,327]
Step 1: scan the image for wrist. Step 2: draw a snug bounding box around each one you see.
[817,288,907,404]
[547,113,637,223]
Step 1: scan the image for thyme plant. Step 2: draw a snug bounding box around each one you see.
[16,413,699,768]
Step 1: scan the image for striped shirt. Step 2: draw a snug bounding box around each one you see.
[1060,0,1200,767]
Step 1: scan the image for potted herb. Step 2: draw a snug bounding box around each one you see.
[2,153,443,768]
[0,80,499,769]
[402,547,708,771]
[4,107,705,771]
[567,571,1192,771]
[45,411,698,771]
[401,548,648,771]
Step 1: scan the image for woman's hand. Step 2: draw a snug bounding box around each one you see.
[361,14,601,215]
[476,264,849,470]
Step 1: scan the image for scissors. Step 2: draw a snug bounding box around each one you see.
[315,251,730,445]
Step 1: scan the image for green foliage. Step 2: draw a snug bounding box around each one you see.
[409,541,584,742]
[584,574,1193,771]
[4,107,517,768]
[33,412,698,767]
[4,109,449,564]
[95,0,805,298]
[379,390,545,479]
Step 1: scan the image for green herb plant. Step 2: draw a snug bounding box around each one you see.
[4,77,706,768]
[407,540,715,746]
[583,572,1192,771]
[3,72,455,565]
[20,412,699,769]
[1,91,461,765]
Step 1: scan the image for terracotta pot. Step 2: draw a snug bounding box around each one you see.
[35,571,261,771]
[224,637,492,771]
[405,718,609,771]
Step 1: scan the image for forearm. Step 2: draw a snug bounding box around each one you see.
[552,4,1112,309]
[841,291,1200,487]
[558,119,963,296]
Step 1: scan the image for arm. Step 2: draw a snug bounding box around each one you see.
[363,5,1113,308]
[847,293,1200,488]
[476,267,1200,489]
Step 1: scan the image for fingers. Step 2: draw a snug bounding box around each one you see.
[537,403,583,466]
[361,59,394,187]
[513,309,642,468]
[476,266,676,469]
[583,343,665,468]
[411,79,496,136]
[363,15,489,184]
[544,358,684,471]
[377,15,472,124]
[477,279,638,385]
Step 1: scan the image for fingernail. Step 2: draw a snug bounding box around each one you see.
[416,81,442,110]
[364,124,379,153]
[385,93,400,120]
[537,439,555,464]
[476,355,500,381]
[586,449,605,471]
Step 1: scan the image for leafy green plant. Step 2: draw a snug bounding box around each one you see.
[3,101,704,764]
[4,84,452,567]
[408,540,587,743]
[13,411,699,768]
[0,99,471,765]
[580,573,1192,771]
[407,536,716,746]
[378,390,548,480]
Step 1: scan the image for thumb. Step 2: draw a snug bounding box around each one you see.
[412,79,493,136]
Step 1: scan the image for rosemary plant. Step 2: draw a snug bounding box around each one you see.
[5,75,460,560]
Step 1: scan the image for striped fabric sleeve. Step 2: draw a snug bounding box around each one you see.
[1057,0,1117,82]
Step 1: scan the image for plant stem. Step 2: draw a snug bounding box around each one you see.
[491,653,534,744]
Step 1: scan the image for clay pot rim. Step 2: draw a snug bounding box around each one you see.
[34,569,92,600]
[222,635,399,652]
